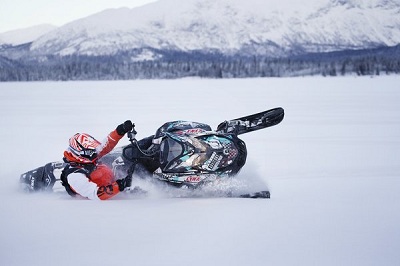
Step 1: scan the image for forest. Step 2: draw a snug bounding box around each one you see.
[1,44,399,81]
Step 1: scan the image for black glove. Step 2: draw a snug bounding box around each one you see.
[116,120,133,135]
[116,175,132,192]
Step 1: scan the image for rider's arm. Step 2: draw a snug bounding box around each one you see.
[96,129,124,158]
[97,120,133,158]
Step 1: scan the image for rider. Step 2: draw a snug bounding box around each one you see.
[60,120,134,200]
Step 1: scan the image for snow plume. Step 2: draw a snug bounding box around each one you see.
[121,161,269,199]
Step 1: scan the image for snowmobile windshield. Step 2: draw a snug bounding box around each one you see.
[163,137,184,163]
[159,133,239,174]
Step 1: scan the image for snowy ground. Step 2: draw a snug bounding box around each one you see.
[0,76,399,266]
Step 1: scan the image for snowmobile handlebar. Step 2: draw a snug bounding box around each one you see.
[127,126,154,157]
[127,126,138,143]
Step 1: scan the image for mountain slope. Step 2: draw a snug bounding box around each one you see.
[29,0,400,57]
[0,24,57,46]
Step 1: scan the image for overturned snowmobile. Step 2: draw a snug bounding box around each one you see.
[20,107,284,198]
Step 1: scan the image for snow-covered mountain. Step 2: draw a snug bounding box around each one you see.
[27,0,400,57]
[0,24,57,46]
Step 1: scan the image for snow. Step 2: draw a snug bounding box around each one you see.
[0,24,57,46]
[29,0,400,56]
[1,76,400,266]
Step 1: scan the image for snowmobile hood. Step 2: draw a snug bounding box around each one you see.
[159,132,241,174]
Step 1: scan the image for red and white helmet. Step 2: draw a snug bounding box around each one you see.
[64,133,101,164]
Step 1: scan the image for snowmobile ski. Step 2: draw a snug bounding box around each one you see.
[239,190,270,199]
[217,107,284,135]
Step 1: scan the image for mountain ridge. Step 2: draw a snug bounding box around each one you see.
[0,24,57,46]
[20,0,400,58]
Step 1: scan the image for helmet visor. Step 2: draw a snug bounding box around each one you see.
[79,148,98,161]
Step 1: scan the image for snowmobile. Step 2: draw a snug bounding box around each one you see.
[20,107,284,198]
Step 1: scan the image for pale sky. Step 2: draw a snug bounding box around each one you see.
[0,0,158,33]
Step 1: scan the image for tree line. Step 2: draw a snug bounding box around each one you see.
[1,45,399,81]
